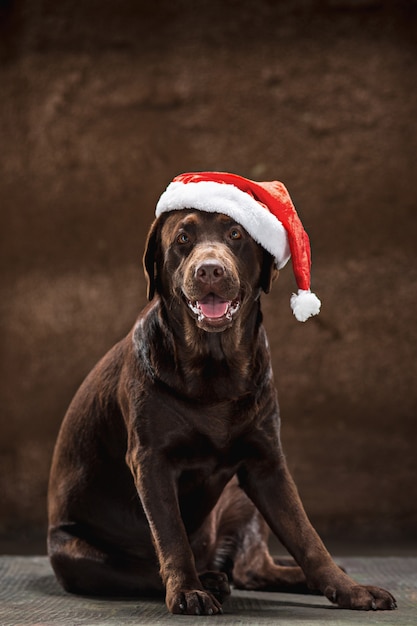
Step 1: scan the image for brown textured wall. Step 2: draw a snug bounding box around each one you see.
[1,0,416,551]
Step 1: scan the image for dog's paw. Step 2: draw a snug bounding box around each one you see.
[199,571,231,604]
[325,584,397,611]
[167,589,223,615]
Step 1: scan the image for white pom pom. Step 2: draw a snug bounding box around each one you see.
[290,289,321,322]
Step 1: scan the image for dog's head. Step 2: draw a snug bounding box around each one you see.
[144,209,278,333]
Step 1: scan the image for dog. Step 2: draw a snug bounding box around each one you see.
[48,187,396,615]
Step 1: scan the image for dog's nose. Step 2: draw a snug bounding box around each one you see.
[196,261,225,284]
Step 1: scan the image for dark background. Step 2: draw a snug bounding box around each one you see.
[1,0,416,554]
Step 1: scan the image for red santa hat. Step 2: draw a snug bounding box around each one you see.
[156,171,321,322]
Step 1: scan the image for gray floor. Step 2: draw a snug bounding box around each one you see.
[0,555,416,625]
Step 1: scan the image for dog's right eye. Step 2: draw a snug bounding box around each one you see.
[177,233,190,245]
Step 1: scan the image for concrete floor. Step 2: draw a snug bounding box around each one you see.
[0,555,416,626]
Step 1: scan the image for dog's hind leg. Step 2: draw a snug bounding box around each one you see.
[48,526,163,597]
[210,483,311,594]
[195,479,311,595]
[231,508,314,593]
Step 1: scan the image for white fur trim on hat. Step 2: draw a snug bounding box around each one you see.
[156,180,291,269]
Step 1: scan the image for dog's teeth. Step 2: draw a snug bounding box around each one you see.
[188,301,202,318]
[188,298,240,322]
[228,300,240,317]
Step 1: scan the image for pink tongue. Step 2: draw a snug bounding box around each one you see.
[198,294,230,319]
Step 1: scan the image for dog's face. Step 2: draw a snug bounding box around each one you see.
[144,209,278,333]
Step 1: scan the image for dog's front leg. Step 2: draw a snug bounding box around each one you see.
[240,458,396,611]
[126,447,223,615]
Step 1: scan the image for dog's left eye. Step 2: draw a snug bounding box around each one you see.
[177,233,190,244]
[229,228,242,240]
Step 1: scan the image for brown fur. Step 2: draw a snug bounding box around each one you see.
[47,209,396,615]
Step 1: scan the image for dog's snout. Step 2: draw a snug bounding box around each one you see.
[195,261,225,285]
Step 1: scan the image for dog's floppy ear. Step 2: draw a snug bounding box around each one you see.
[143,218,161,301]
[260,250,279,294]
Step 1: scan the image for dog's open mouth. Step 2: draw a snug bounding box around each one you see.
[187,293,241,325]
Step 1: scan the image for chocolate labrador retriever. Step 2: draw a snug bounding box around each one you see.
[48,208,396,615]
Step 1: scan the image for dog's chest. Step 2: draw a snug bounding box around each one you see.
[172,429,252,496]
[163,398,258,472]
[179,359,252,403]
